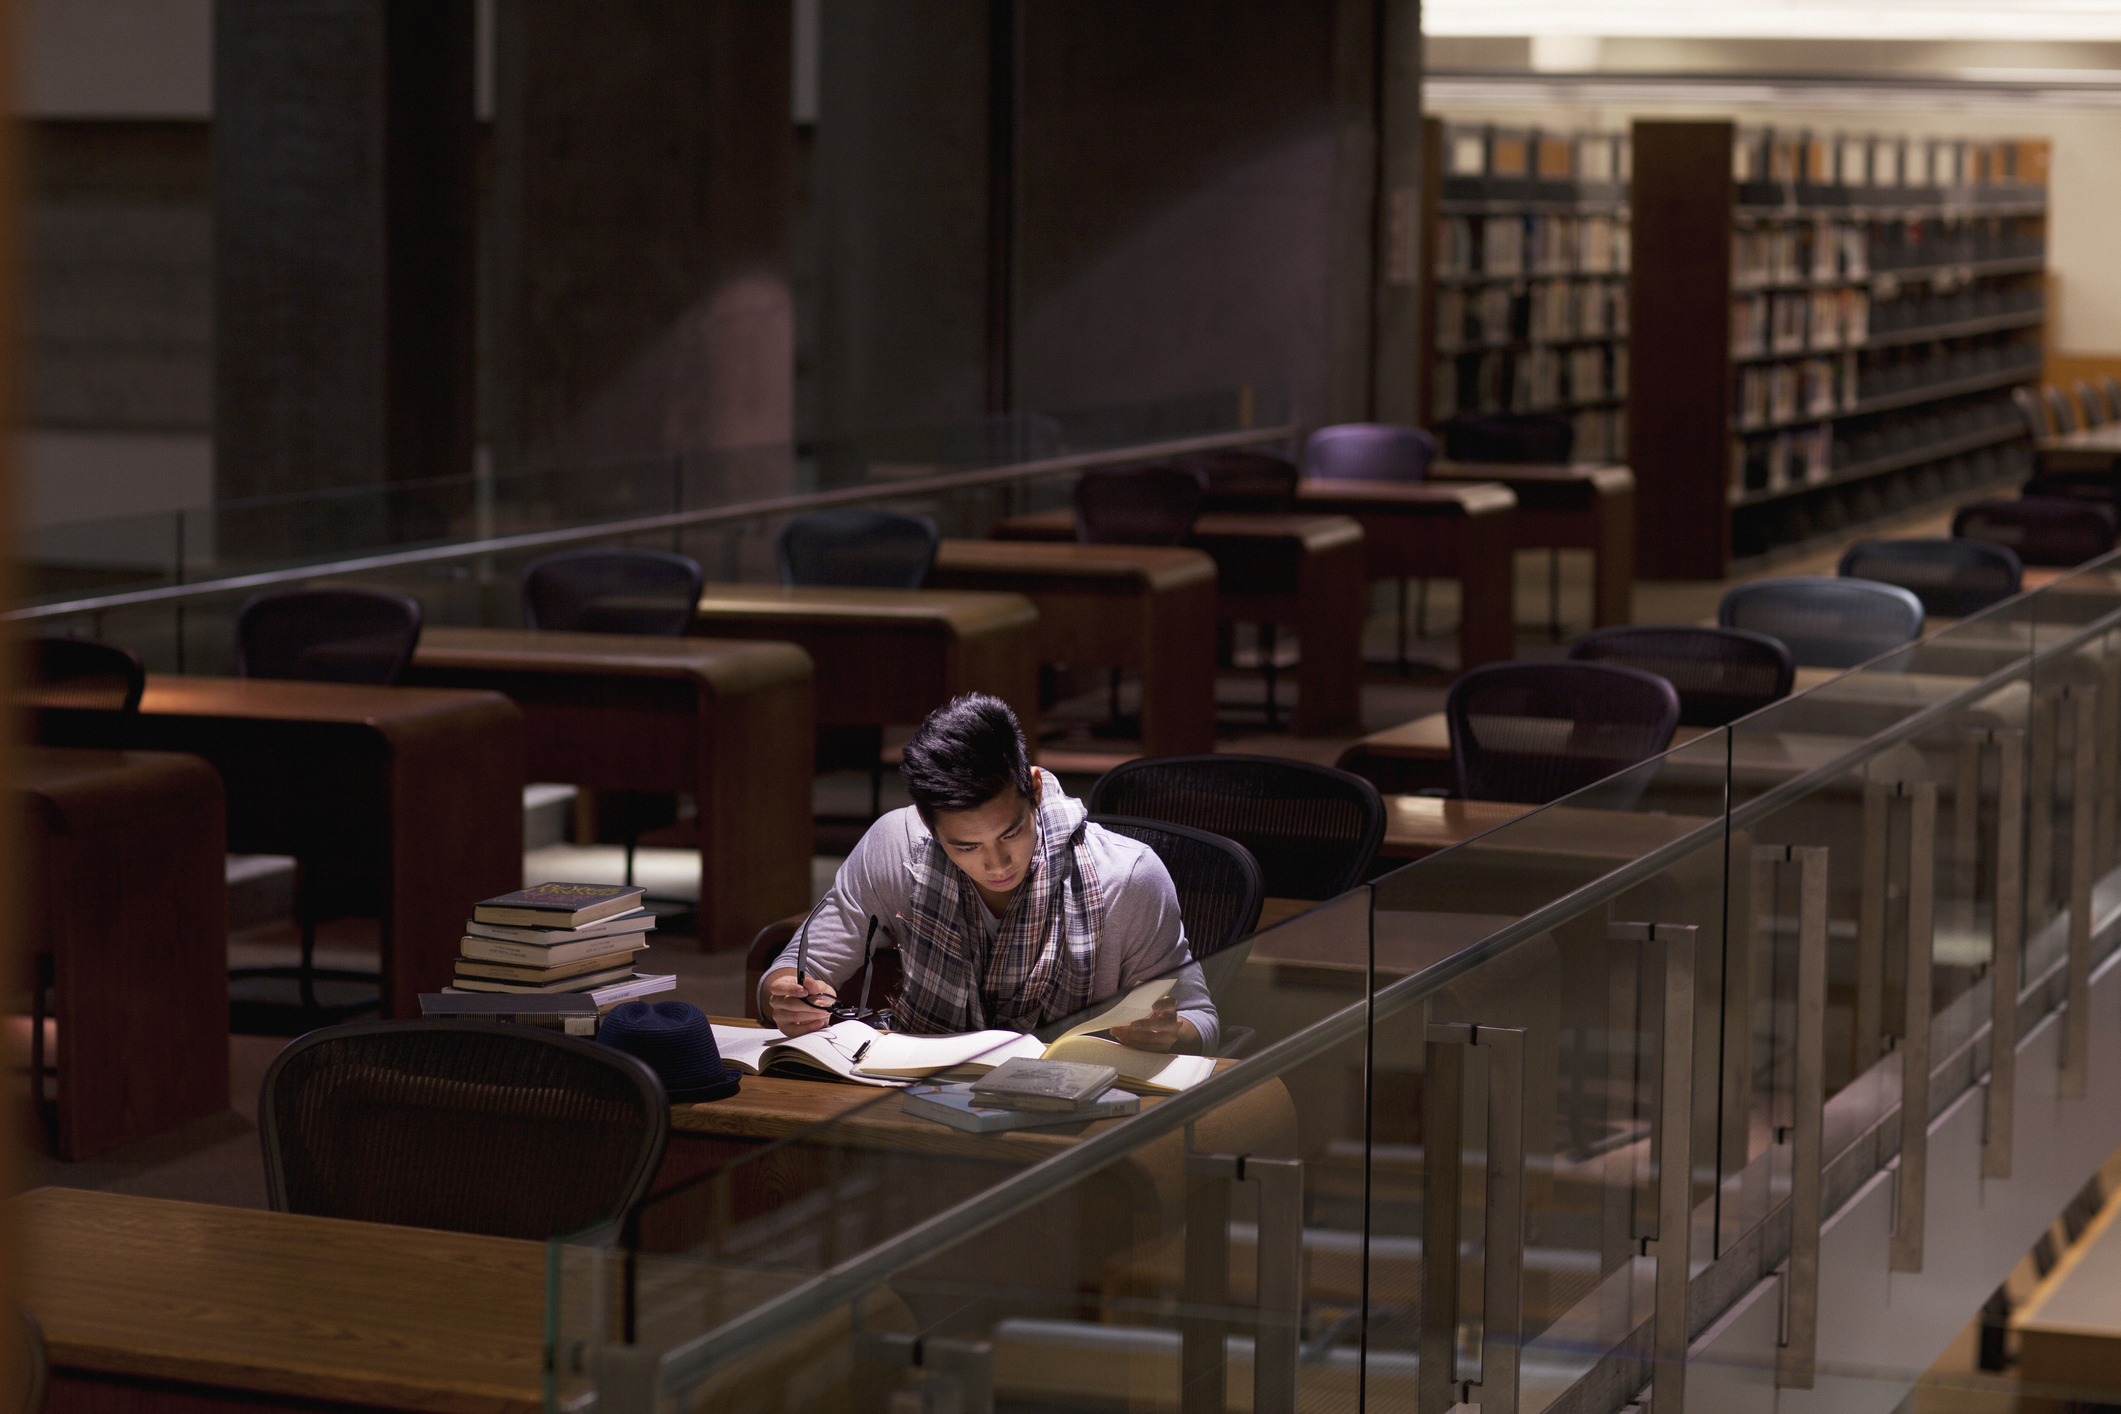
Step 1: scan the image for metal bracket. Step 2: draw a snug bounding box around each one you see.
[2063,684,2098,1098]
[852,1332,995,1414]
[1985,729,2026,1179]
[1420,1022,1527,1414]
[1182,1144,1303,1414]
[1760,846,1828,1390]
[1892,782,1938,1273]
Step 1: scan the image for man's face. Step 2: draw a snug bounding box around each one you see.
[931,781,1035,899]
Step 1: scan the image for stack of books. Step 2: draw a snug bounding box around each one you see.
[443,882,675,1011]
[900,1058,1141,1134]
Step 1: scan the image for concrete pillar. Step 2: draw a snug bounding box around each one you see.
[213,0,476,549]
[491,1,795,491]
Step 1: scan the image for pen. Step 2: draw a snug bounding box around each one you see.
[852,1040,873,1065]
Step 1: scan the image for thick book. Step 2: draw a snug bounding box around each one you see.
[464,908,656,946]
[442,972,674,1010]
[708,1021,907,1088]
[459,930,651,967]
[448,964,637,995]
[454,949,646,984]
[472,883,645,929]
[900,1083,1140,1133]
[418,992,599,1036]
[969,1058,1120,1112]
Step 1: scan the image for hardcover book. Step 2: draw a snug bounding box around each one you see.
[464,908,655,946]
[472,883,645,929]
[899,1083,1140,1133]
[459,931,650,968]
[969,1058,1120,1112]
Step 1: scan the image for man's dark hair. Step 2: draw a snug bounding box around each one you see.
[900,693,1033,822]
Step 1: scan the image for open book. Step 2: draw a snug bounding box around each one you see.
[712,980,1217,1095]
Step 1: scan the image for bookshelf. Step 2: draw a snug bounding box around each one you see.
[1421,120,1632,464]
[1630,120,2049,578]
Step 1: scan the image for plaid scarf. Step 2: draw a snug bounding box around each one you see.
[892,774,1104,1035]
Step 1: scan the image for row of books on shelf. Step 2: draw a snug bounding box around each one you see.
[1434,214,1629,280]
[1859,342,2042,401]
[1432,345,1628,419]
[1738,356,1859,428]
[1870,286,2042,334]
[1437,278,1627,348]
[1733,290,1870,357]
[1444,125,1629,185]
[1732,128,2047,192]
[1730,426,2032,504]
[1735,217,2044,287]
[441,882,673,1012]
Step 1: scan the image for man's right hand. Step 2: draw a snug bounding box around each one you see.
[762,967,837,1035]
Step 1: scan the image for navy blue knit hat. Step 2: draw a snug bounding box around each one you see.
[596,1000,741,1103]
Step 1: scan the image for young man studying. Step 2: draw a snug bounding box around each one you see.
[760,693,1217,1053]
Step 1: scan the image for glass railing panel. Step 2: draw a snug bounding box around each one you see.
[549,888,1375,1412]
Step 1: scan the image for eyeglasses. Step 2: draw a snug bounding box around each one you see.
[794,905,894,1029]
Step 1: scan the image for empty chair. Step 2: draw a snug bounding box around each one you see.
[1071,464,1208,545]
[1446,661,1681,806]
[2013,385,2054,439]
[1088,815,1265,959]
[259,1019,667,1240]
[1304,423,1437,482]
[775,509,939,589]
[523,547,706,634]
[2044,385,2082,435]
[1718,577,1925,669]
[1838,537,2022,618]
[1567,625,1795,727]
[1954,498,2117,568]
[1089,755,1385,900]
[2075,380,2110,429]
[22,637,144,713]
[2100,375,2121,424]
[1439,412,1575,464]
[235,588,422,684]
[1181,449,1300,513]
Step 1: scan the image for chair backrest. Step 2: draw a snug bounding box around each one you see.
[2074,380,2109,429]
[259,1019,668,1240]
[742,912,903,1022]
[1072,464,1208,545]
[1718,576,1926,668]
[1445,661,1681,806]
[2013,385,2054,439]
[1439,412,1575,464]
[1304,423,1437,482]
[1566,624,1795,728]
[1180,449,1301,513]
[22,637,145,713]
[521,548,706,635]
[235,588,423,684]
[1088,815,1265,958]
[1088,754,1385,900]
[2044,385,2082,435]
[775,509,939,590]
[1837,537,2022,618]
[2100,375,2121,424]
[2023,470,2121,509]
[1954,497,2118,568]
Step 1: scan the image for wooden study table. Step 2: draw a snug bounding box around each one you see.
[32,677,525,1018]
[403,628,815,950]
[18,747,227,1159]
[1337,715,1715,795]
[990,510,1366,736]
[924,539,1219,755]
[691,583,1042,743]
[2037,422,2121,475]
[19,1187,544,1414]
[1428,460,1637,628]
[1291,478,1519,672]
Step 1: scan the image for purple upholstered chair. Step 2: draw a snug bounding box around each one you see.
[1072,464,1209,546]
[1304,423,1437,482]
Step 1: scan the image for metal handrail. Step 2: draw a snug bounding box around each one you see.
[8,423,1297,623]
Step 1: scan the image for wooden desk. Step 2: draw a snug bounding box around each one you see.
[403,628,815,950]
[1336,712,1713,795]
[1428,460,1636,628]
[1378,794,1539,859]
[2014,1188,2121,1409]
[691,583,1041,742]
[991,510,1367,736]
[1293,478,1520,672]
[924,540,1219,756]
[2037,422,2121,475]
[33,677,525,1018]
[18,748,227,1159]
[19,1187,544,1414]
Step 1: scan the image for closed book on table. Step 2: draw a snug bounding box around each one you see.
[453,949,646,984]
[448,964,637,994]
[459,930,649,967]
[417,992,599,1035]
[899,1083,1140,1133]
[969,1058,1120,1112]
[472,883,645,929]
[464,907,655,946]
[443,973,675,1011]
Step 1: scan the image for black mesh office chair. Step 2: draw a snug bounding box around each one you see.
[1718,577,1926,669]
[1304,423,1437,481]
[522,548,705,635]
[1072,464,1208,545]
[775,509,940,589]
[1439,412,1575,464]
[1954,498,2117,568]
[2100,375,2121,425]
[2074,380,2109,429]
[235,588,423,684]
[2013,385,2053,439]
[1838,537,2022,618]
[1567,624,1796,727]
[1181,449,1300,513]
[21,637,144,713]
[1089,755,1385,900]
[2044,385,2082,435]
[1446,661,1681,806]
[1089,815,1264,959]
[259,1019,668,1241]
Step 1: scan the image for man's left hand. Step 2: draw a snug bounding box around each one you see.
[1109,993,1200,1054]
